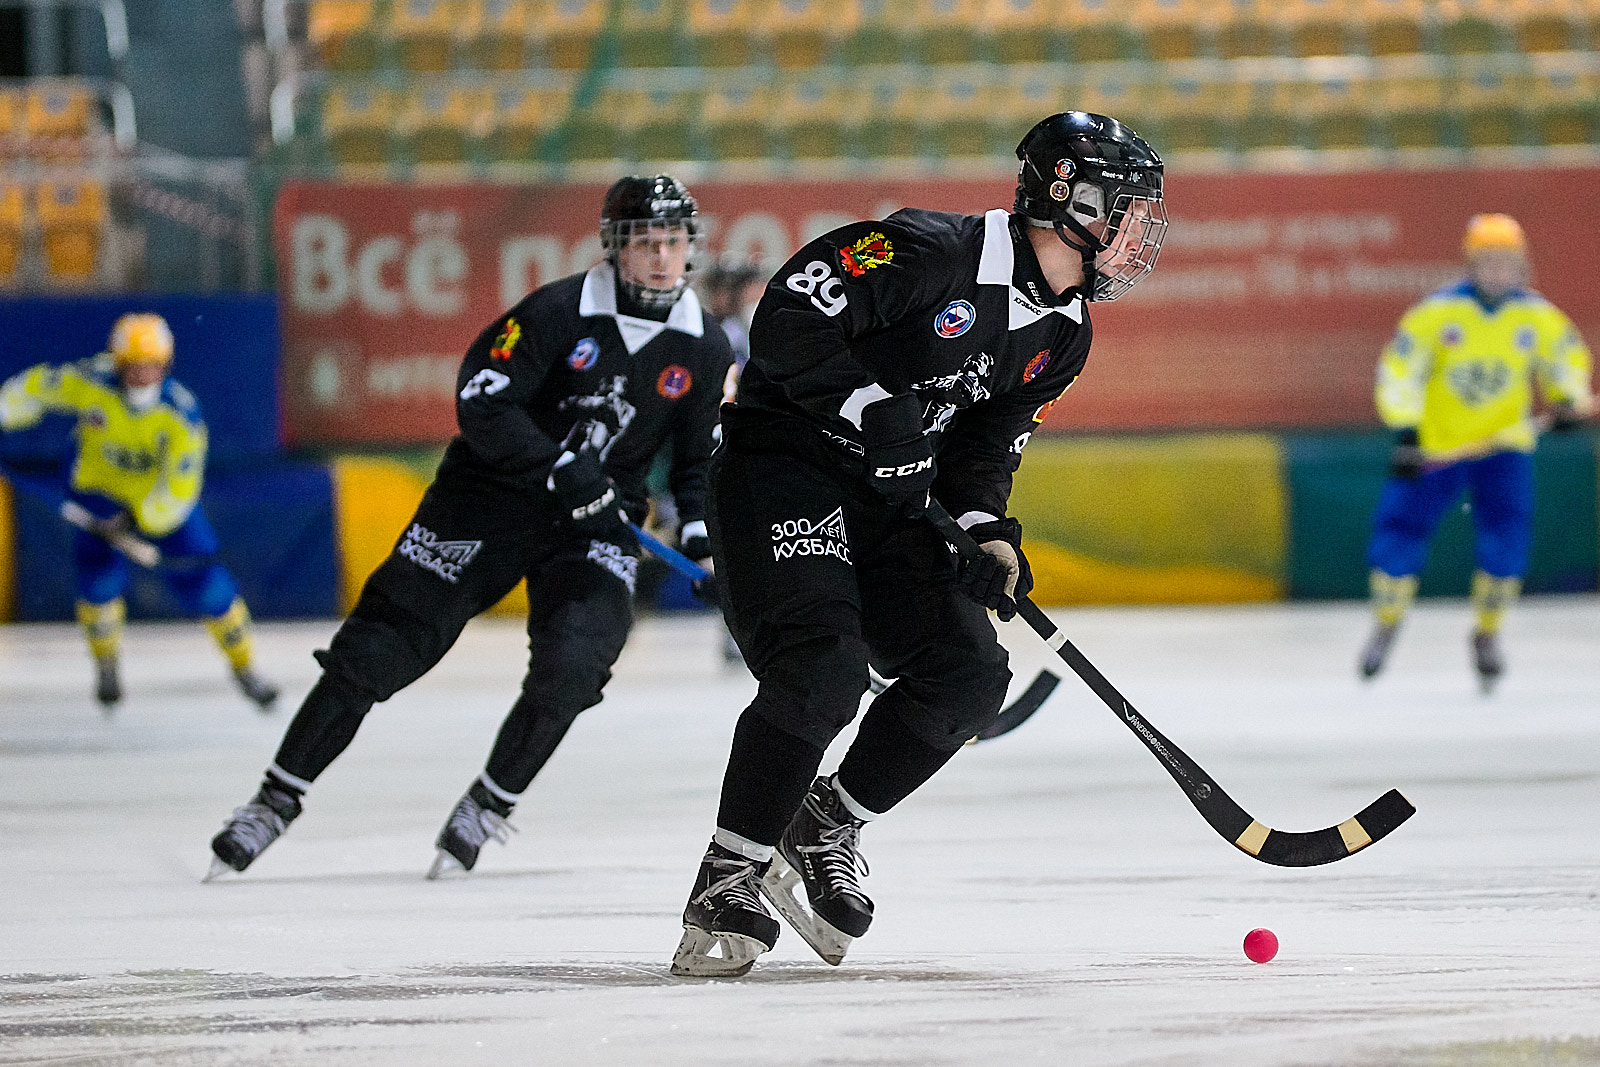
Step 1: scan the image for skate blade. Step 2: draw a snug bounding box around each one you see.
[759,854,852,966]
[669,926,767,978]
[426,850,467,880]
[202,856,236,883]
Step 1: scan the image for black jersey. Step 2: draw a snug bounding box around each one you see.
[734,208,1090,521]
[433,263,734,525]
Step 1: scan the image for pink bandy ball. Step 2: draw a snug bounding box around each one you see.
[1243,928,1279,963]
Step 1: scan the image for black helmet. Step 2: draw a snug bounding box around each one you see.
[1015,112,1167,301]
[600,174,704,312]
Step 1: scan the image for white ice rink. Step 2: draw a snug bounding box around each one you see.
[2,597,1598,1066]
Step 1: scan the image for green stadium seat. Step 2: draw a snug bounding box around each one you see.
[1076,69,1156,142]
[395,82,490,164]
[1527,54,1599,144]
[1504,0,1590,51]
[470,0,541,70]
[921,68,996,157]
[846,70,922,157]
[388,0,479,72]
[630,86,702,161]
[767,0,847,68]
[1436,0,1509,53]
[308,0,381,71]
[1278,0,1355,56]
[992,63,1074,150]
[1356,0,1426,54]
[773,71,850,158]
[565,85,632,160]
[1371,68,1449,147]
[905,0,989,65]
[618,0,684,67]
[544,0,607,70]
[1135,0,1207,61]
[1059,0,1142,61]
[686,0,763,67]
[1301,74,1377,148]
[839,0,914,65]
[699,79,775,159]
[321,82,395,167]
[1455,59,1526,147]
[1239,79,1303,151]
[483,83,569,162]
[984,0,1058,63]
[1151,75,1242,153]
[1216,0,1279,58]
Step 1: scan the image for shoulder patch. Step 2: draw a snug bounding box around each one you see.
[838,231,894,277]
[490,318,522,361]
[1023,349,1051,383]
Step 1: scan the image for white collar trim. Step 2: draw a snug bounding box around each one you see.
[976,209,1084,329]
[579,262,704,354]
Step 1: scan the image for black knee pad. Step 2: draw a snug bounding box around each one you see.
[886,646,1012,750]
[747,632,872,751]
[317,591,447,702]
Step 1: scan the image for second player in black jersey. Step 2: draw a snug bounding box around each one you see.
[672,112,1169,977]
[208,175,734,881]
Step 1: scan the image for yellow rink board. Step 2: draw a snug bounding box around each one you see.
[1008,435,1287,605]
[329,456,527,618]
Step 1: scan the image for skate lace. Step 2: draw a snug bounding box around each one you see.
[795,800,870,904]
[222,801,287,854]
[694,856,765,913]
[449,795,515,849]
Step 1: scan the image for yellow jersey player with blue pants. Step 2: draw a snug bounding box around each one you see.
[1360,215,1594,690]
[0,313,279,710]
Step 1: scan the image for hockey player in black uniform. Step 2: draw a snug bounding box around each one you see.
[207,175,733,880]
[670,113,1167,977]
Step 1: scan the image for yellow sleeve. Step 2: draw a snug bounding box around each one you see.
[133,411,207,536]
[0,361,98,431]
[1535,306,1595,417]
[1375,303,1434,428]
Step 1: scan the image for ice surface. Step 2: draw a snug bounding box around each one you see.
[2,598,1598,1065]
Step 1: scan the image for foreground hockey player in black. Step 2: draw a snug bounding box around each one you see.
[207,176,732,880]
[671,113,1168,977]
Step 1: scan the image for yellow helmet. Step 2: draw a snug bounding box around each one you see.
[1462,213,1527,257]
[109,313,174,365]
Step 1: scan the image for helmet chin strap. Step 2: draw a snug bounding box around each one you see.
[1051,216,1105,299]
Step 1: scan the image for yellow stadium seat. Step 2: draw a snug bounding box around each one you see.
[0,183,24,281]
[1059,0,1140,60]
[1239,79,1303,151]
[1454,59,1526,146]
[686,0,763,67]
[23,82,98,155]
[839,0,914,65]
[1527,54,1598,144]
[904,0,988,64]
[991,63,1074,149]
[1133,0,1207,61]
[629,86,702,161]
[1151,75,1245,152]
[984,0,1057,63]
[700,79,774,160]
[1277,0,1355,55]
[388,0,480,71]
[618,0,684,68]
[544,0,607,70]
[1370,68,1448,147]
[921,68,996,157]
[1076,69,1155,140]
[483,83,569,161]
[395,83,491,164]
[768,0,851,67]
[36,180,106,283]
[471,0,541,69]
[1503,0,1589,50]
[1300,74,1376,148]
[1216,0,1279,58]
[1436,0,1510,53]
[1356,0,1426,54]
[308,0,380,70]
[564,85,634,161]
[773,71,850,158]
[845,70,920,157]
[321,83,396,166]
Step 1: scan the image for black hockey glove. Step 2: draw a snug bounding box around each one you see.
[1388,428,1423,480]
[860,392,936,514]
[548,450,627,537]
[956,517,1033,622]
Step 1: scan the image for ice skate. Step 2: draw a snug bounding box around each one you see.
[670,842,780,978]
[206,781,301,880]
[232,667,279,711]
[94,655,121,711]
[1358,623,1399,680]
[427,780,515,879]
[1471,630,1504,693]
[760,776,874,966]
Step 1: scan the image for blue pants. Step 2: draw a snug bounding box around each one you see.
[72,493,240,616]
[1366,450,1534,580]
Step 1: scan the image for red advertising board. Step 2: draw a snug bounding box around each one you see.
[276,167,1600,444]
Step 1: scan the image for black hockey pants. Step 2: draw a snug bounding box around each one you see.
[271,478,635,791]
[707,427,1010,843]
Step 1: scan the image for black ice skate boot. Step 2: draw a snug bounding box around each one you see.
[94,655,122,710]
[232,667,280,711]
[1358,623,1399,680]
[1471,630,1504,693]
[761,776,874,966]
[671,842,781,978]
[427,779,515,879]
[206,781,302,880]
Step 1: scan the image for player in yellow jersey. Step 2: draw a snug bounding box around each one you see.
[1359,214,1594,690]
[0,313,279,711]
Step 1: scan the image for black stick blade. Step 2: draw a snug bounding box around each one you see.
[1235,790,1417,868]
[974,671,1062,741]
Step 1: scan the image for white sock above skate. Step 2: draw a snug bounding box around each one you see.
[832,775,880,821]
[713,828,774,863]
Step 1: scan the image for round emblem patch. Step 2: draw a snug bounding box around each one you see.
[935,300,976,339]
[1049,180,1072,201]
[1055,158,1076,179]
[1023,349,1051,383]
[657,365,692,399]
[567,338,599,370]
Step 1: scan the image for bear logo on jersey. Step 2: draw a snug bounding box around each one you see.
[657,365,692,399]
[567,337,599,370]
[935,300,976,339]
